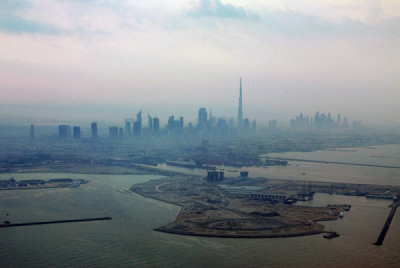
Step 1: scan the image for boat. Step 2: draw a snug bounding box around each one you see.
[324,232,340,239]
[284,198,297,204]
[69,181,80,188]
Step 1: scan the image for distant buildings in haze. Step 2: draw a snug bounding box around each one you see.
[30,124,34,139]
[290,112,362,130]
[28,78,365,139]
[58,125,71,139]
[91,122,98,138]
[73,126,80,139]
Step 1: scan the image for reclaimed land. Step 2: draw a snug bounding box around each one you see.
[130,175,345,238]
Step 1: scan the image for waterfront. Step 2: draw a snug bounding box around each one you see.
[0,173,399,267]
[1,144,400,267]
[157,144,400,186]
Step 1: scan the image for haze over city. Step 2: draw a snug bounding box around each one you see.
[1,0,399,126]
[2,2,400,267]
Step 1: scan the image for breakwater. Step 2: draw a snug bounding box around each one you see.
[374,202,399,245]
[266,157,400,169]
[0,217,112,228]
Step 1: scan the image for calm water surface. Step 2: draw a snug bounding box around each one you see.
[158,144,400,186]
[1,144,400,267]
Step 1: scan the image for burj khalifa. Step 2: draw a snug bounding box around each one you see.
[238,77,243,128]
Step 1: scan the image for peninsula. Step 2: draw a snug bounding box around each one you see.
[131,174,349,238]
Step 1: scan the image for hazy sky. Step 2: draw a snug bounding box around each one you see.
[1,0,399,126]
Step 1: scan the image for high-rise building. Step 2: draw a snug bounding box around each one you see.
[216,118,227,135]
[73,126,81,139]
[168,115,175,130]
[135,110,142,137]
[30,124,34,139]
[243,118,249,130]
[133,121,141,137]
[153,117,160,133]
[343,117,349,128]
[125,120,131,137]
[119,127,124,137]
[59,125,71,139]
[91,122,98,138]
[198,107,208,130]
[109,126,118,138]
[148,114,153,130]
[238,77,243,128]
[179,116,184,133]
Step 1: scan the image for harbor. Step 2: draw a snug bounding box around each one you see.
[0,172,399,267]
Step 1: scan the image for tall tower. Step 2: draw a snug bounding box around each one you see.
[91,122,98,138]
[30,124,34,139]
[198,107,208,131]
[238,77,243,128]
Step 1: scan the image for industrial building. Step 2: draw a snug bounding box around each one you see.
[218,185,288,202]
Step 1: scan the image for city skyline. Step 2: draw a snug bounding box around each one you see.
[1,2,400,267]
[0,76,379,128]
[0,1,399,126]
[11,78,363,134]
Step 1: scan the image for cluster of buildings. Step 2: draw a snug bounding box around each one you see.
[290,112,362,130]
[30,78,257,140]
[27,79,364,140]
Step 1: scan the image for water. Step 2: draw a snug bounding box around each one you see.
[1,144,400,267]
[158,144,400,186]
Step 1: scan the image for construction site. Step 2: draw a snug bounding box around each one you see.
[130,171,354,238]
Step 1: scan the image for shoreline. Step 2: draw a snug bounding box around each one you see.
[130,177,345,239]
[153,227,326,239]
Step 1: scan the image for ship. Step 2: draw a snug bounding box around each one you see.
[324,232,340,239]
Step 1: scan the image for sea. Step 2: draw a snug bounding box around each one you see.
[0,144,399,267]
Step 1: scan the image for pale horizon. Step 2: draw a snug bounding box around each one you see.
[1,0,399,126]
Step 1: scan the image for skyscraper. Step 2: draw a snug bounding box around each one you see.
[198,107,208,131]
[73,126,81,139]
[137,110,142,126]
[91,122,98,138]
[168,115,175,130]
[109,126,118,138]
[59,125,71,139]
[238,77,243,128]
[133,121,141,137]
[153,117,160,133]
[30,124,34,139]
[179,116,184,135]
[148,114,153,130]
[243,118,249,130]
[125,120,131,137]
[135,110,142,137]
